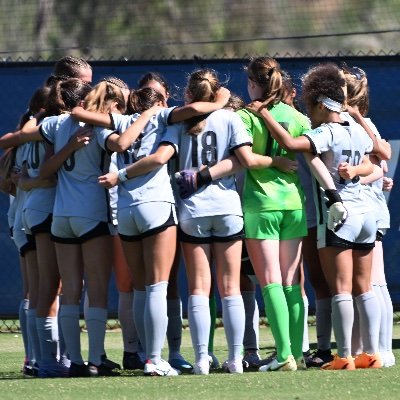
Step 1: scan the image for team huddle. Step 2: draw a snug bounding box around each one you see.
[0,55,395,378]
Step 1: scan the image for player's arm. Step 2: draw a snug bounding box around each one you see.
[106,105,164,152]
[39,131,91,179]
[98,143,175,188]
[71,106,113,127]
[18,162,56,191]
[169,87,231,123]
[346,106,391,160]
[0,123,42,149]
[338,155,374,181]
[246,101,311,152]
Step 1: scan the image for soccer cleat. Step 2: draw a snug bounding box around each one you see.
[87,362,121,376]
[143,359,181,376]
[59,355,71,369]
[168,356,193,373]
[259,355,297,372]
[123,351,145,370]
[69,362,92,378]
[258,350,277,367]
[321,354,355,370]
[193,360,210,375]
[208,352,220,369]
[22,362,39,378]
[101,354,121,370]
[296,357,307,370]
[354,352,382,369]
[243,351,261,368]
[222,359,244,374]
[38,360,69,378]
[304,349,334,368]
[383,351,396,368]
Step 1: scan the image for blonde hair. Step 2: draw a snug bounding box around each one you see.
[84,80,126,114]
[246,57,283,107]
[342,67,369,116]
[185,69,220,135]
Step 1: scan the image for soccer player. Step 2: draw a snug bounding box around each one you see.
[341,65,394,367]
[248,62,390,370]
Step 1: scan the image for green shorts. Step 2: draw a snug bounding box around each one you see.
[244,209,307,240]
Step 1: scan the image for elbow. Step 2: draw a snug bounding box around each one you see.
[152,154,169,166]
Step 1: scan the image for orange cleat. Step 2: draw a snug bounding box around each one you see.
[321,354,355,370]
[354,352,382,369]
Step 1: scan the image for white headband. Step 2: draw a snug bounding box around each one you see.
[317,95,342,112]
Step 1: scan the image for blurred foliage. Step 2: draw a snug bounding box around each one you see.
[0,1,399,60]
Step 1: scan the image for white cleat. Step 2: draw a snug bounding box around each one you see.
[193,360,210,375]
[222,359,243,374]
[144,359,181,376]
[259,355,297,372]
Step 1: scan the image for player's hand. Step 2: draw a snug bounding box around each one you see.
[338,162,356,180]
[383,176,394,191]
[215,87,231,106]
[327,202,348,232]
[69,126,93,150]
[272,156,298,173]
[175,170,198,199]
[98,172,118,188]
[246,100,266,116]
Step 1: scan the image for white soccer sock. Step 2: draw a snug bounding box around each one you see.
[380,284,394,352]
[27,308,41,366]
[36,316,58,363]
[19,299,29,360]
[188,295,210,363]
[86,307,108,366]
[372,284,387,353]
[59,305,83,364]
[145,281,168,364]
[331,294,353,358]
[355,291,381,355]
[222,295,245,361]
[302,295,310,353]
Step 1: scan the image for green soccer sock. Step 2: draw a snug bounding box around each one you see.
[262,283,291,362]
[283,284,305,360]
[208,294,217,352]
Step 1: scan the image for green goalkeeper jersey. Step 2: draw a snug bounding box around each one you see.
[237,102,310,212]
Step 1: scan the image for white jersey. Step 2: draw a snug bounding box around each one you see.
[105,107,176,209]
[163,109,252,221]
[40,114,112,222]
[22,138,56,214]
[340,113,390,230]
[304,121,374,216]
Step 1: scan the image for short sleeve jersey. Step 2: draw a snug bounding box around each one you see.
[40,114,112,221]
[164,109,252,221]
[237,102,310,212]
[104,107,176,208]
[23,118,56,214]
[304,121,374,215]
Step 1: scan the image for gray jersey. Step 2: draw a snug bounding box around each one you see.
[8,144,29,229]
[23,136,56,214]
[107,107,176,209]
[304,121,373,216]
[340,114,390,229]
[163,109,252,221]
[109,153,118,225]
[40,114,112,222]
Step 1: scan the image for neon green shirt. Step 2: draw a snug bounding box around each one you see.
[237,102,310,212]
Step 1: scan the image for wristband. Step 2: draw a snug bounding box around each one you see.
[118,168,128,182]
[325,189,342,208]
[196,166,212,187]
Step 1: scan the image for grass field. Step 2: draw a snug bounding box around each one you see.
[1,324,399,400]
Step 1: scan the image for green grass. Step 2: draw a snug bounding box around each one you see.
[1,325,400,400]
